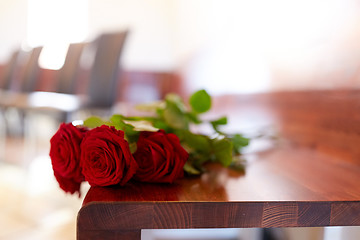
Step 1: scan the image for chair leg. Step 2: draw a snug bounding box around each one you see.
[4,107,24,137]
[23,111,37,167]
[0,110,6,162]
[261,228,288,240]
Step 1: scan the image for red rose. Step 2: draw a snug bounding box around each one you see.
[133,130,189,183]
[49,123,86,195]
[80,125,138,186]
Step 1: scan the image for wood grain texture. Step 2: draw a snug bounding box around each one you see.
[331,202,360,226]
[77,229,140,240]
[211,90,360,165]
[77,147,360,238]
[78,201,360,232]
[77,90,360,239]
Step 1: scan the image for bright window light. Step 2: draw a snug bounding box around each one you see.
[27,0,88,70]
[187,0,359,94]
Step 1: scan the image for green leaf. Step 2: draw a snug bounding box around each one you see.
[156,108,165,118]
[109,114,140,143]
[211,116,227,126]
[124,126,140,143]
[212,138,233,167]
[123,120,158,132]
[135,100,165,112]
[109,114,123,124]
[163,98,188,129]
[166,93,187,110]
[183,162,202,175]
[186,112,202,124]
[210,116,227,131]
[152,120,171,132]
[83,116,107,128]
[129,142,137,154]
[180,131,211,153]
[231,134,250,154]
[189,89,211,113]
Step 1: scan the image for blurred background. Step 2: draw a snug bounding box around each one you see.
[2,0,360,97]
[1,0,360,239]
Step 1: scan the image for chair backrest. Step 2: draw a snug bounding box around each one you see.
[87,31,128,108]
[0,50,20,91]
[56,42,86,94]
[20,46,43,93]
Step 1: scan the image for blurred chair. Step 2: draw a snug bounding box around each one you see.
[0,43,86,136]
[56,42,87,94]
[0,30,128,133]
[0,47,43,136]
[21,42,87,128]
[1,42,85,109]
[0,50,20,92]
[19,31,128,165]
[0,49,20,128]
[0,50,19,160]
[20,46,43,93]
[86,31,127,110]
[20,30,128,122]
[0,47,43,108]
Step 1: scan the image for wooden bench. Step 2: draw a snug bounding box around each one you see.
[77,90,360,239]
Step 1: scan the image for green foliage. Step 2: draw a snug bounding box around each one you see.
[109,115,140,143]
[210,116,227,132]
[163,96,189,129]
[212,138,233,167]
[189,89,212,113]
[83,116,107,128]
[83,114,140,143]
[211,116,227,126]
[231,134,250,154]
[180,130,211,153]
[183,162,202,175]
[186,112,202,124]
[82,89,250,175]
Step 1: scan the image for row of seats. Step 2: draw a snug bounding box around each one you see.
[0,30,128,123]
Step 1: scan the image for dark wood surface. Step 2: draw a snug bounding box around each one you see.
[77,90,360,239]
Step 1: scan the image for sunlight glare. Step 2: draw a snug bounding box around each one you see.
[27,0,88,70]
[191,0,359,94]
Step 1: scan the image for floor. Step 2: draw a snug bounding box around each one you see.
[0,113,89,240]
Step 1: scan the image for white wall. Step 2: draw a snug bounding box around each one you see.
[0,0,27,63]
[88,0,176,71]
[178,0,360,94]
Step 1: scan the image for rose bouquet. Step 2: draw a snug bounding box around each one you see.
[49,90,249,195]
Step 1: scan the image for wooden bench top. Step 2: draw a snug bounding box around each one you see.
[77,90,360,240]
